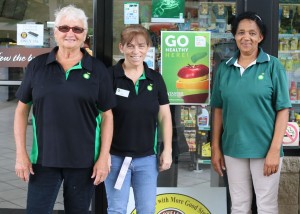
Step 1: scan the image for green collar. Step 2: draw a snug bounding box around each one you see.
[135,71,146,94]
[65,61,82,79]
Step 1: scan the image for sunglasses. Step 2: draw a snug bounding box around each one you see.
[56,25,85,34]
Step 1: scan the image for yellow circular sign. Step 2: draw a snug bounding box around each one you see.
[130,193,211,214]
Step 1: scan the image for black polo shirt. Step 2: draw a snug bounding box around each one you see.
[109,59,169,157]
[16,47,116,168]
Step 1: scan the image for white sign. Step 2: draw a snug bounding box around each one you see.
[283,122,299,146]
[17,24,44,46]
[145,47,155,70]
[124,2,139,24]
[127,187,226,213]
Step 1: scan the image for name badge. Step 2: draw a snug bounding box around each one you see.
[116,88,129,97]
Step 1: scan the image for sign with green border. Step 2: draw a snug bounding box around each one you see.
[161,31,211,105]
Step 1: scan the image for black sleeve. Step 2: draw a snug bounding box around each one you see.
[15,60,35,104]
[96,61,117,112]
[157,73,169,105]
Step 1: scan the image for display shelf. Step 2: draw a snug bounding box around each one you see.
[194,159,211,172]
[279,50,300,54]
[211,32,233,39]
[279,33,300,38]
[197,159,211,164]
[283,146,300,156]
[291,100,300,104]
[198,127,211,131]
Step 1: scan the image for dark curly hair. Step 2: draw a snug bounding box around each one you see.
[231,11,266,43]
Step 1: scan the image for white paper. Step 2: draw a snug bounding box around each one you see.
[124,2,139,24]
[114,157,132,190]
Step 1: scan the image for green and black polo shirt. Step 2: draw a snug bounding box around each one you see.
[16,47,116,168]
[109,59,169,158]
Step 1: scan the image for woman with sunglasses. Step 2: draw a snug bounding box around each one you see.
[14,5,116,213]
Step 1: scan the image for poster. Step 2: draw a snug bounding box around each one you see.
[17,24,44,46]
[151,0,185,23]
[145,47,155,70]
[127,187,226,213]
[124,2,139,24]
[161,31,211,105]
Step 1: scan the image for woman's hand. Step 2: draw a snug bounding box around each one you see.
[159,150,172,172]
[92,154,110,185]
[264,149,280,176]
[15,152,34,182]
[211,146,226,177]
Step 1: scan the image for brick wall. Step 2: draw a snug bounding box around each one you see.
[279,156,300,214]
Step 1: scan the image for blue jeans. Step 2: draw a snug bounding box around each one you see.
[105,155,159,214]
[26,164,95,214]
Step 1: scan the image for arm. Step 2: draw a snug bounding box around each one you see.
[158,104,173,172]
[211,107,226,176]
[14,101,33,182]
[91,109,114,185]
[264,108,289,176]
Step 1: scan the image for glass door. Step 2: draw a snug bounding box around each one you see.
[111,1,237,213]
[278,1,300,149]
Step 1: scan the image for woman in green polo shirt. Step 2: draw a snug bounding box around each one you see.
[211,11,291,213]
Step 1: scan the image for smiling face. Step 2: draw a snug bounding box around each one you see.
[119,34,150,67]
[54,17,87,51]
[234,19,263,56]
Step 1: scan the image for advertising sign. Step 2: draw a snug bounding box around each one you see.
[127,187,226,213]
[151,0,185,23]
[124,2,139,24]
[0,48,52,67]
[17,24,44,46]
[161,31,211,105]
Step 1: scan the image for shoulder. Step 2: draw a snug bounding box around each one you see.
[263,54,285,73]
[89,56,107,70]
[29,52,49,65]
[108,60,125,78]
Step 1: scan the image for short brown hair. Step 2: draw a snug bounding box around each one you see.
[120,25,152,46]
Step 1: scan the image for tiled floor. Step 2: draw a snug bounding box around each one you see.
[0,100,211,212]
[0,100,64,212]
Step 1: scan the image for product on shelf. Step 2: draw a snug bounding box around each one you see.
[280,5,293,34]
[290,81,297,100]
[289,108,296,122]
[213,4,227,33]
[293,5,300,33]
[197,131,211,160]
[198,3,210,29]
[197,107,210,129]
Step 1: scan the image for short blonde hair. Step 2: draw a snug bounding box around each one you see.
[54,5,88,29]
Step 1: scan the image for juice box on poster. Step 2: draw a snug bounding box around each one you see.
[282,122,299,146]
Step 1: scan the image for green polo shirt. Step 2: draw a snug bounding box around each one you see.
[211,48,291,158]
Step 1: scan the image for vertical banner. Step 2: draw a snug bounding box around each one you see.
[151,0,185,23]
[161,31,211,105]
